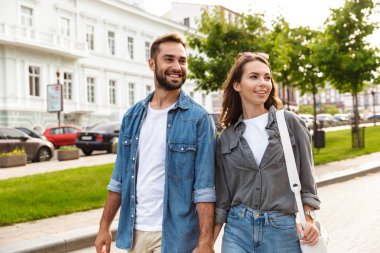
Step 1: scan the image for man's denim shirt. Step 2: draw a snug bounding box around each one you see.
[107,90,216,253]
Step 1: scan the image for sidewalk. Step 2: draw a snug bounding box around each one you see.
[1,151,380,253]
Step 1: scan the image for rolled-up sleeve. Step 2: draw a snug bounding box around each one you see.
[107,117,126,193]
[215,137,232,224]
[193,113,216,203]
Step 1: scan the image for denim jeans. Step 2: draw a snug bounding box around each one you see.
[222,204,301,253]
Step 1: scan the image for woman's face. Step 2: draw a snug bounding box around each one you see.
[233,60,272,109]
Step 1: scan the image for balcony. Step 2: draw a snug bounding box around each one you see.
[0,23,88,59]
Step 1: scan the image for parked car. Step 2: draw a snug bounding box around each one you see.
[366,114,380,120]
[15,127,47,140]
[43,125,81,148]
[75,122,120,156]
[0,127,54,162]
[316,113,334,126]
[333,113,350,122]
[210,113,223,132]
[298,114,314,130]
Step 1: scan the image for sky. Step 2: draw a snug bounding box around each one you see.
[142,0,380,47]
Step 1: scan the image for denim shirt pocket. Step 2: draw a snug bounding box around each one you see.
[121,135,133,170]
[168,142,196,182]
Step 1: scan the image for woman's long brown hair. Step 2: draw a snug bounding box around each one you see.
[220,52,283,128]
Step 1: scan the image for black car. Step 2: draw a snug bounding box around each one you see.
[0,127,55,162]
[75,122,120,156]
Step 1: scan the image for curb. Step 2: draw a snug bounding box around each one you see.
[0,224,118,253]
[316,165,380,187]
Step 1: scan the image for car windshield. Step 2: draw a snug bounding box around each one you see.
[89,123,119,133]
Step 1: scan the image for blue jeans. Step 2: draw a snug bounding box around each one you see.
[222,204,301,253]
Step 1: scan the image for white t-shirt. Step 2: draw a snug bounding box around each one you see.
[135,102,174,231]
[243,113,269,166]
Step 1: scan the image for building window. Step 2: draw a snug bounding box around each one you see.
[145,41,150,61]
[20,6,33,27]
[146,85,152,96]
[202,93,206,106]
[87,77,95,103]
[86,25,94,50]
[63,72,73,100]
[184,17,190,27]
[128,37,134,59]
[109,80,116,105]
[28,66,40,97]
[128,82,135,106]
[108,31,115,55]
[60,17,70,37]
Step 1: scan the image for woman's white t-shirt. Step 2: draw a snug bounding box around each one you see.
[242,113,269,166]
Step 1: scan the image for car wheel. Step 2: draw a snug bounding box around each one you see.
[107,144,113,153]
[82,149,93,156]
[37,147,51,162]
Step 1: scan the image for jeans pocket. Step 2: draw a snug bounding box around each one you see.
[269,214,296,230]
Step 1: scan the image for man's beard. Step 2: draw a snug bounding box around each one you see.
[155,68,186,91]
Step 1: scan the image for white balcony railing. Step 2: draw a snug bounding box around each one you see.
[0,23,87,58]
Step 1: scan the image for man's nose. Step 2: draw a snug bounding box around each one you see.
[171,60,181,70]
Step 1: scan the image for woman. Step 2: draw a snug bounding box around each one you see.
[214,52,321,252]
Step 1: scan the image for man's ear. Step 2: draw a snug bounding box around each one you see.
[233,81,241,92]
[148,58,155,71]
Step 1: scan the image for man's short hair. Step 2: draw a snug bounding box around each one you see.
[150,33,187,60]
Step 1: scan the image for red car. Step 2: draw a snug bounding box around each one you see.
[43,125,81,148]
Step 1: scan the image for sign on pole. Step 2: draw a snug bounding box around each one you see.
[47,84,63,112]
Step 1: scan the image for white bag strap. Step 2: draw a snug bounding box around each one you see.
[276,109,307,229]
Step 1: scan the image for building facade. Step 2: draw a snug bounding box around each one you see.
[0,0,213,132]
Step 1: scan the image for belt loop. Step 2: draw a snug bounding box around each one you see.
[264,212,269,225]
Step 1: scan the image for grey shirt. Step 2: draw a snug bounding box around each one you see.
[215,106,320,224]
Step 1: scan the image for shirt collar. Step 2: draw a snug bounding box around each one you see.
[233,105,278,130]
[141,89,190,110]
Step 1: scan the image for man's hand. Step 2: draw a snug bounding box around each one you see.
[192,242,214,253]
[95,229,112,253]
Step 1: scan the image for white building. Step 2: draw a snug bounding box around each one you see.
[0,0,213,131]
[298,83,380,116]
[163,2,240,29]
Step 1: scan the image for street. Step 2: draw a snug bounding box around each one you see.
[71,171,380,253]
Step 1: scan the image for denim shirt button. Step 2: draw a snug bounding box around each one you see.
[135,137,138,140]
[131,176,134,179]
[168,124,171,127]
[124,141,128,144]
[132,157,135,160]
[181,148,184,151]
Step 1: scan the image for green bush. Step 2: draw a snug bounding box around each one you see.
[0,148,26,157]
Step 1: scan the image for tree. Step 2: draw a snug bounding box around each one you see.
[265,17,304,109]
[319,0,380,147]
[187,8,268,92]
[289,26,325,133]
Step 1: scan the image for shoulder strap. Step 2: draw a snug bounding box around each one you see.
[276,109,307,228]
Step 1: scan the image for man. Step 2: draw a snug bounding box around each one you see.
[95,33,216,253]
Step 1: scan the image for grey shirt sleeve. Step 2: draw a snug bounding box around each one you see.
[215,136,231,224]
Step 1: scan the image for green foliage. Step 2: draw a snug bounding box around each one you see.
[320,105,340,115]
[313,125,380,165]
[59,146,79,151]
[187,8,268,92]
[0,148,26,157]
[0,164,113,226]
[299,105,314,114]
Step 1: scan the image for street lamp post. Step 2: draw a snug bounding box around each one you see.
[371,90,376,126]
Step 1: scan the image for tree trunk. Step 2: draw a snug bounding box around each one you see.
[312,82,318,134]
[352,92,364,148]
